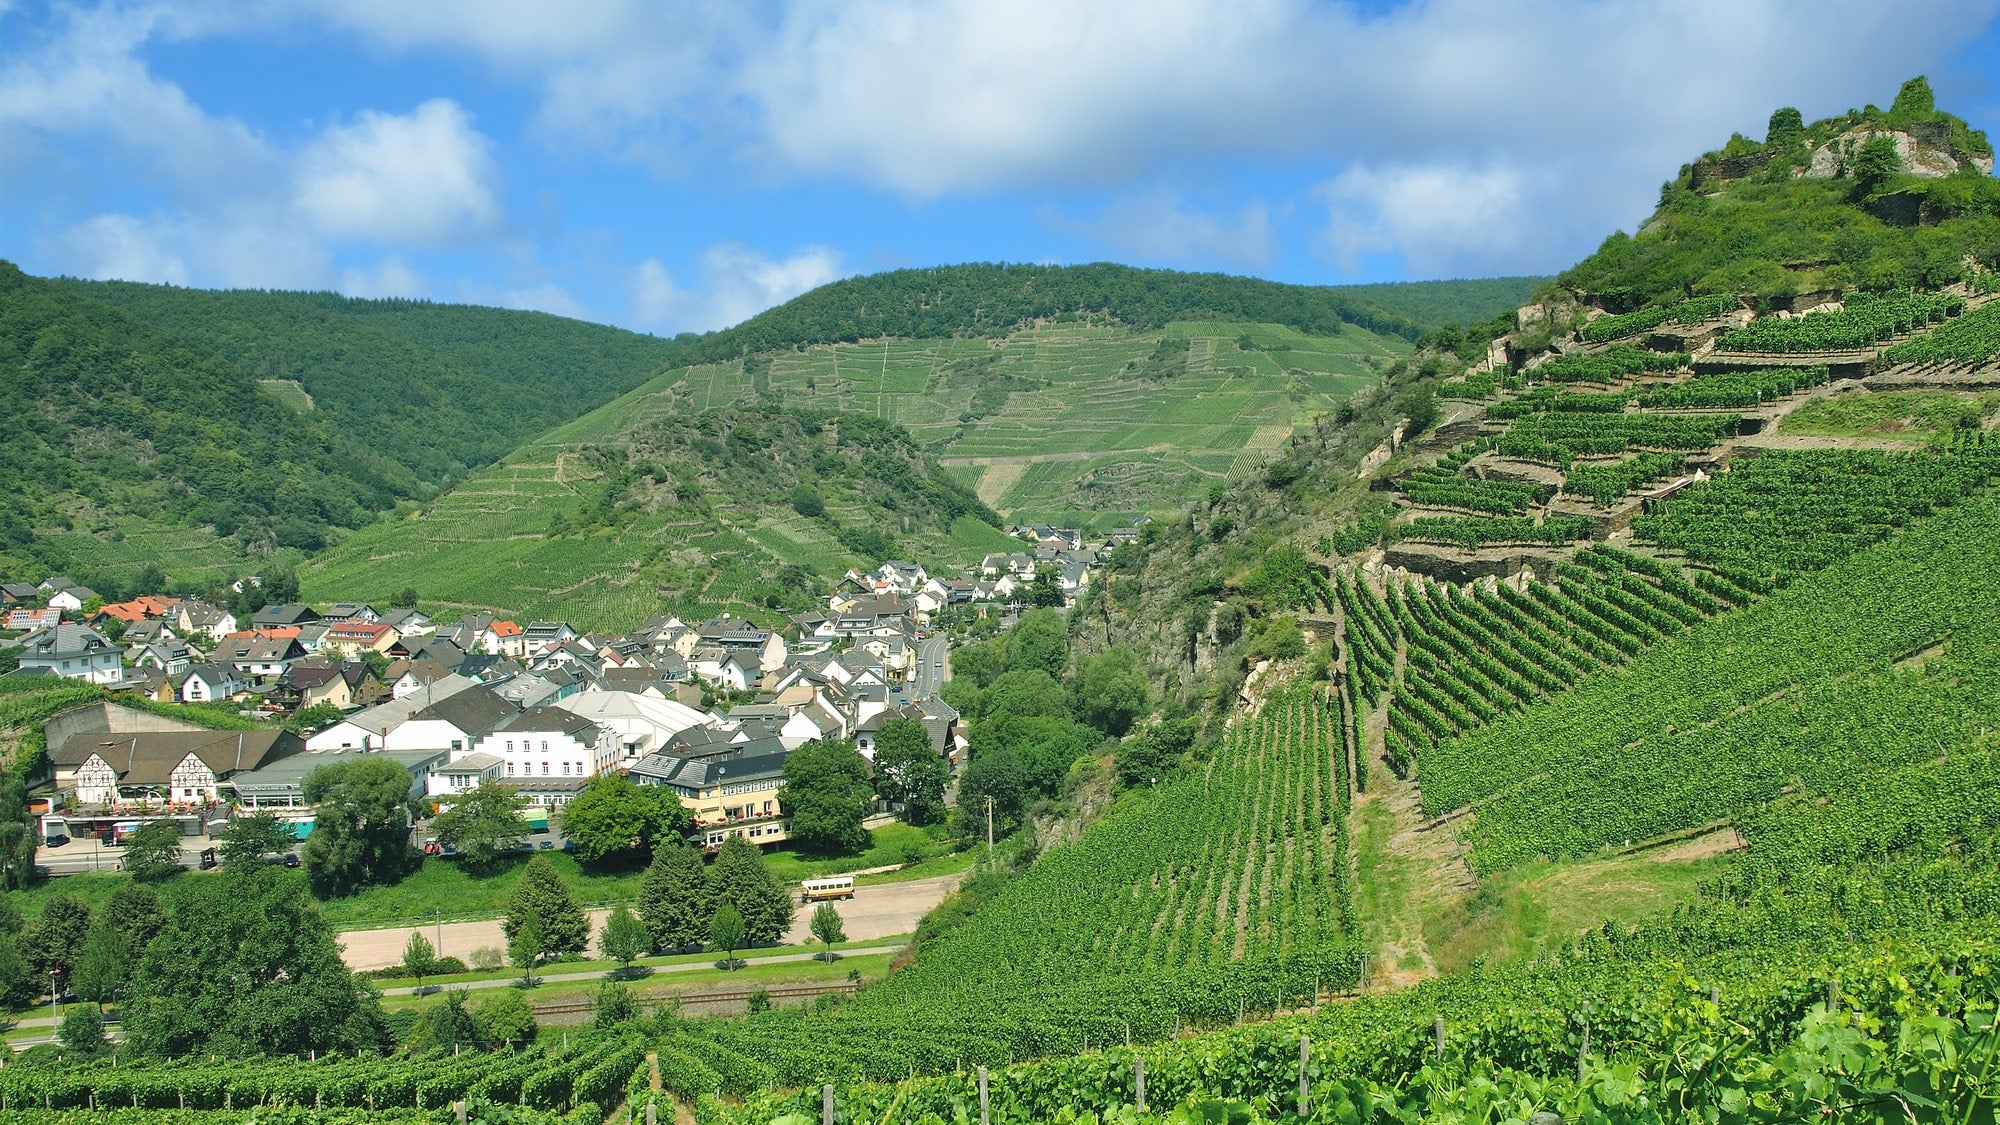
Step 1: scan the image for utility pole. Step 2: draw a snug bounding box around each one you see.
[985,796,994,862]
[435,907,443,961]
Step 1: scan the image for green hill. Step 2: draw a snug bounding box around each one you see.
[0,262,425,590]
[60,280,678,490]
[304,404,1015,629]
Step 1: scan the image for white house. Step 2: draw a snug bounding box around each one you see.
[53,730,303,809]
[177,663,245,703]
[381,687,518,756]
[17,624,124,684]
[306,673,482,751]
[465,706,611,800]
[554,689,714,763]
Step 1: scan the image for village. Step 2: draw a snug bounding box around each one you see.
[0,523,1127,869]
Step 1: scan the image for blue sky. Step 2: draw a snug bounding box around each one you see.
[5,0,1999,336]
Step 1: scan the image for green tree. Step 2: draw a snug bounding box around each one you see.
[0,821,35,892]
[710,837,794,945]
[789,484,824,518]
[1891,75,1935,118]
[218,811,294,868]
[1766,106,1804,146]
[1029,569,1064,607]
[283,701,346,734]
[123,866,384,1057]
[559,775,692,869]
[102,882,167,954]
[957,746,1028,843]
[411,989,480,1053]
[598,903,649,973]
[70,922,130,1012]
[1116,719,1198,789]
[871,717,948,827]
[476,988,537,1047]
[1006,609,1069,679]
[401,931,437,993]
[1852,134,1903,196]
[708,903,746,969]
[429,783,528,872]
[392,587,419,608]
[592,979,637,1029]
[638,844,713,953]
[121,820,184,881]
[503,854,588,957]
[1070,646,1151,736]
[509,914,543,988]
[809,902,846,963]
[59,1005,107,1056]
[0,898,33,1008]
[302,756,416,897]
[21,894,92,988]
[779,739,874,855]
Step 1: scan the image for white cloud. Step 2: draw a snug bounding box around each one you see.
[0,3,274,200]
[295,99,503,245]
[55,213,192,286]
[630,244,845,334]
[1050,193,1282,271]
[1316,162,1540,278]
[340,256,428,300]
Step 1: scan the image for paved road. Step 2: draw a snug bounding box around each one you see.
[334,870,963,971]
[912,635,951,697]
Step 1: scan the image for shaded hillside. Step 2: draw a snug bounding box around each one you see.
[1332,276,1545,330]
[304,404,1017,630]
[0,262,418,588]
[63,280,677,485]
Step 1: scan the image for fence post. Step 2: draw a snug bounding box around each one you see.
[822,1083,834,1125]
[648,1103,658,1125]
[1576,1019,1590,1083]
[977,1066,990,1125]
[1826,980,1839,1013]
[1135,1056,1146,1112]
[1298,1036,1311,1117]
[455,1101,468,1125]
[1434,1017,1446,1060]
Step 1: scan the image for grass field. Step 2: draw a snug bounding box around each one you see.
[1780,388,2000,440]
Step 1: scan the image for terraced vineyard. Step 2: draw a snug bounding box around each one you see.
[1333,548,1729,779]
[495,319,1396,524]
[1716,291,1965,352]
[1420,485,2000,871]
[304,409,1021,630]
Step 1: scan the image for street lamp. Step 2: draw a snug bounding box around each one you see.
[49,969,59,1032]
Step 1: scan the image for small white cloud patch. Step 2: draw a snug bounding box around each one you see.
[295,99,504,246]
[630,244,845,335]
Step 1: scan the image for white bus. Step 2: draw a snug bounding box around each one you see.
[800,875,855,903]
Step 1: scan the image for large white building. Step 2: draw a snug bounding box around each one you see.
[16,624,122,684]
[553,690,714,766]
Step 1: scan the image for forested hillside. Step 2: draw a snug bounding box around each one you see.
[66,281,679,486]
[0,263,418,587]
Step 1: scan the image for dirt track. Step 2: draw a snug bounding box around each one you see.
[334,871,964,971]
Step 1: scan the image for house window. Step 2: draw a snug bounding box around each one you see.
[561,762,570,776]
[506,740,514,752]
[542,763,550,776]
[507,763,515,777]
[451,740,462,752]
[540,741,549,751]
